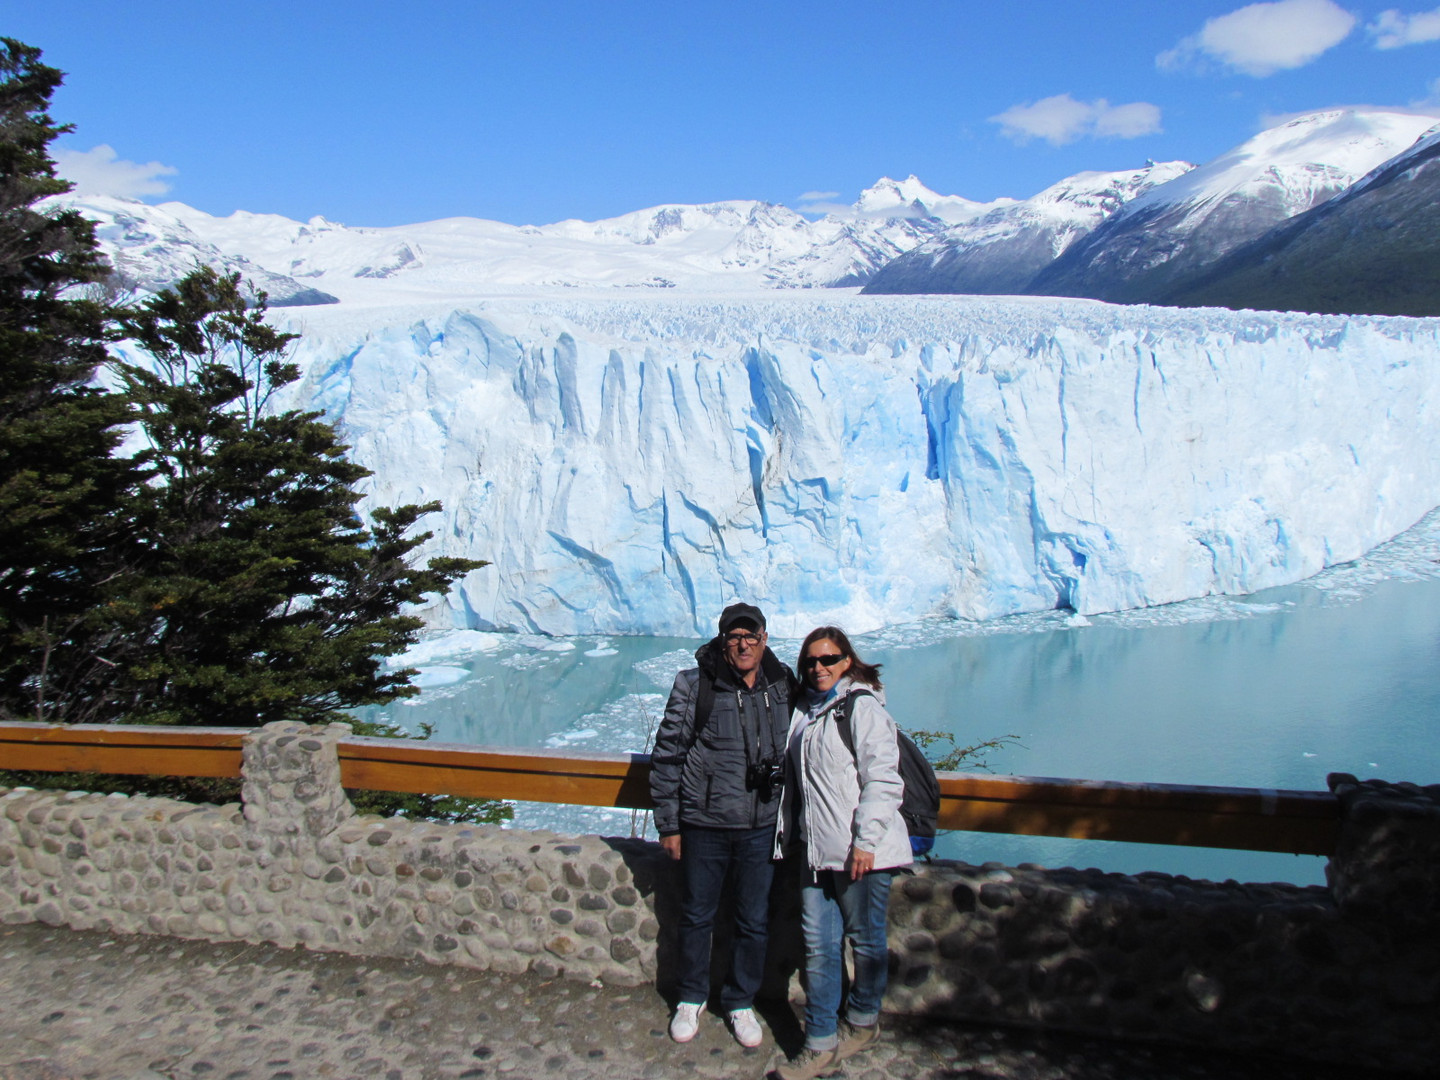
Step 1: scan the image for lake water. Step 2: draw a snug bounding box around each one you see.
[354,509,1440,887]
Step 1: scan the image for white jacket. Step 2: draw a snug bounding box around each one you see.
[774,676,913,872]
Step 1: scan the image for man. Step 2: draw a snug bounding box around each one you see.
[650,602,797,1048]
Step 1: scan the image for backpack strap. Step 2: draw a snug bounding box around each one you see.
[688,669,716,752]
[831,688,874,760]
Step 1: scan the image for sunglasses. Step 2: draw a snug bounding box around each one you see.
[801,653,845,669]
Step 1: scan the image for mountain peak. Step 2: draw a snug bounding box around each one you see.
[1131,107,1440,215]
[853,175,1011,225]
[856,175,939,212]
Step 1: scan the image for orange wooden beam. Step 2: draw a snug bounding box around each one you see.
[0,722,244,778]
[0,722,1339,854]
[935,773,1338,854]
[337,736,653,808]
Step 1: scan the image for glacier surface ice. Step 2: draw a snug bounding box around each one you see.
[247,292,1440,637]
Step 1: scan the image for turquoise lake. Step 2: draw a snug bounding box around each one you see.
[355,511,1440,887]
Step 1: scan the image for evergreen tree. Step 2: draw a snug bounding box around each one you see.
[0,39,503,820]
[0,40,485,736]
[105,265,485,726]
[0,39,136,719]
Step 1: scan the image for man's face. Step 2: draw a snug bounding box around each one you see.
[723,624,766,681]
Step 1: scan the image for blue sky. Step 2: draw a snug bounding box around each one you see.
[7,0,1440,226]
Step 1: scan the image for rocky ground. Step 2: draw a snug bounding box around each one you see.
[0,922,1403,1080]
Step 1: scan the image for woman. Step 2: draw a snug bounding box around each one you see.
[772,627,911,1080]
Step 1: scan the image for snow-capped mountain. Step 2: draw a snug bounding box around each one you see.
[62,111,1439,313]
[213,293,1440,636]
[70,195,339,307]
[1167,125,1440,316]
[64,179,963,303]
[851,174,1008,223]
[1030,109,1440,303]
[862,160,1194,296]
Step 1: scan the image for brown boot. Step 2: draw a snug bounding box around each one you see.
[772,1045,841,1080]
[836,1020,880,1059]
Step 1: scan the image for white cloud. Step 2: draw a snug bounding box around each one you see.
[1092,101,1165,139]
[1368,7,1440,48]
[795,190,854,216]
[52,145,177,198]
[1157,0,1356,77]
[989,94,1163,146]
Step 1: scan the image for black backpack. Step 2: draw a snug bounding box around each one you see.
[833,689,941,857]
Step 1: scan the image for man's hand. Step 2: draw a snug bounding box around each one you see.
[661,834,682,860]
[846,846,874,881]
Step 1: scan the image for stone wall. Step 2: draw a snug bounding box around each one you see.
[0,722,674,987]
[1,723,1436,1073]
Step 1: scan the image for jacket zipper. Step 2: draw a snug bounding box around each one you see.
[745,685,775,830]
[743,689,758,828]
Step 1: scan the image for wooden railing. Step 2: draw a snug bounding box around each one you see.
[0,721,1338,856]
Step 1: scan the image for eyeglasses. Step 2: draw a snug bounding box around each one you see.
[724,632,763,647]
[801,653,845,669]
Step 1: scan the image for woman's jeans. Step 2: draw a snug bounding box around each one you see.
[675,825,775,1010]
[800,868,894,1049]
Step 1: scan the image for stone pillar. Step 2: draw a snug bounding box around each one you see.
[241,721,356,841]
[1327,772,1440,926]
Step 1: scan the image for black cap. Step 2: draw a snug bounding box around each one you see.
[718,602,767,634]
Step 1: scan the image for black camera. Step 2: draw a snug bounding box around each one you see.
[746,759,784,798]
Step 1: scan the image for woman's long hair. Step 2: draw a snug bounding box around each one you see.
[798,625,883,690]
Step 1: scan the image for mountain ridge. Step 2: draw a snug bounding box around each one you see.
[63,179,954,303]
[862,160,1194,296]
[1028,109,1439,304]
[1164,127,1440,316]
[54,108,1440,315]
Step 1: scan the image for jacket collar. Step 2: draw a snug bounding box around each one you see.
[803,674,883,713]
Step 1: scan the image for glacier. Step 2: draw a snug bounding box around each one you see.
[244,292,1440,638]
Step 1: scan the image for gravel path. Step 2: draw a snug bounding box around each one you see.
[0,922,1397,1080]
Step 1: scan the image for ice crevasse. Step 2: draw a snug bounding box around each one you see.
[268,294,1440,637]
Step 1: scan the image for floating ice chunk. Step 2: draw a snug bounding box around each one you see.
[1064,613,1091,628]
[635,650,700,689]
[502,652,557,670]
[392,630,506,667]
[544,729,599,747]
[408,666,469,688]
[539,641,578,652]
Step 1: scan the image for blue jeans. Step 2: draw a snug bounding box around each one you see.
[676,825,775,1010]
[799,868,894,1050]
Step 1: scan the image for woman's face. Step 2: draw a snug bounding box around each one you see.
[802,638,851,693]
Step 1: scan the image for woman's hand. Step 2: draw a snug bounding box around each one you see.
[846,846,874,881]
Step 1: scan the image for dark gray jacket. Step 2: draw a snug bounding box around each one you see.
[649,639,797,835]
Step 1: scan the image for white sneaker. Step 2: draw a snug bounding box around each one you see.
[728,1006,763,1048]
[669,1001,706,1043]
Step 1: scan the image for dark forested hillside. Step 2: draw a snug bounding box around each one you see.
[1162,136,1440,318]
